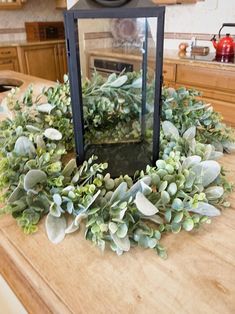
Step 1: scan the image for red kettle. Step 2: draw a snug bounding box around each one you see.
[211,23,235,62]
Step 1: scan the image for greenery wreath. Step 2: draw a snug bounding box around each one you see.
[0,72,234,258]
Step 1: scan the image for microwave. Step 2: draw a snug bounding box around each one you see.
[25,22,65,42]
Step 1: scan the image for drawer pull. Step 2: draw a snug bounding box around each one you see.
[1,51,11,55]
[163,70,167,74]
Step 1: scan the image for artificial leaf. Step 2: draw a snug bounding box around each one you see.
[45,214,66,244]
[14,136,36,157]
[192,160,221,187]
[135,192,159,216]
[44,128,62,141]
[187,202,221,217]
[24,170,47,192]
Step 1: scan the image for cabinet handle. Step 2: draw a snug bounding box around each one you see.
[163,70,167,74]
[0,51,11,55]
[0,60,11,65]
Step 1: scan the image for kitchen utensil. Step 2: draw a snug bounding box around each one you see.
[211,23,235,62]
[191,46,210,56]
[178,42,189,52]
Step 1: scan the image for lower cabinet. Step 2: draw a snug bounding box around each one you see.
[164,62,235,127]
[18,43,68,82]
[0,59,19,71]
[0,47,19,72]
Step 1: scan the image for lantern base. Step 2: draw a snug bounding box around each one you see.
[85,141,153,177]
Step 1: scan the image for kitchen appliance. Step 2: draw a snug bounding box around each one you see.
[89,57,135,78]
[25,22,65,42]
[211,23,235,62]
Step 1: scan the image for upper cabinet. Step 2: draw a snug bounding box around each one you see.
[55,0,67,9]
[0,0,26,10]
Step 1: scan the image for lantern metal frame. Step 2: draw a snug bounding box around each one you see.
[64,0,165,175]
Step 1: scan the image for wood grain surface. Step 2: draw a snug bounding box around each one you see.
[0,154,235,314]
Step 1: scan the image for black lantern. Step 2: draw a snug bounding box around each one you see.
[64,0,165,177]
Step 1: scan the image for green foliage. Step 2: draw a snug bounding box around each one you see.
[0,72,234,258]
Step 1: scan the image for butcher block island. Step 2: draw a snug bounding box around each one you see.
[0,71,235,314]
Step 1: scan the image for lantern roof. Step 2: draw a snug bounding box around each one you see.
[69,0,160,11]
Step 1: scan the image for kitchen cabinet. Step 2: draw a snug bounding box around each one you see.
[18,42,68,82]
[0,47,19,72]
[57,43,68,81]
[55,0,67,9]
[170,63,235,127]
[0,0,26,10]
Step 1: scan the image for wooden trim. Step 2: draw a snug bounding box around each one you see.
[0,231,71,314]
[0,28,25,34]
[84,31,235,42]
[0,0,25,10]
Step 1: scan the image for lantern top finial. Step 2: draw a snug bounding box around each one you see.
[69,0,159,11]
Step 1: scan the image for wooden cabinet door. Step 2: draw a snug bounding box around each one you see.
[0,59,19,71]
[19,44,60,81]
[57,43,68,82]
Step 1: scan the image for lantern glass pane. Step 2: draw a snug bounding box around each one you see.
[77,16,159,176]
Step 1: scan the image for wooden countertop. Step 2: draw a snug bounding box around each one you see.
[0,70,55,119]
[0,153,234,314]
[87,48,235,71]
[0,40,65,47]
[0,71,235,314]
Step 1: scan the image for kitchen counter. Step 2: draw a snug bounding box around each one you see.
[87,48,235,71]
[0,39,65,47]
[0,70,55,120]
[0,154,235,314]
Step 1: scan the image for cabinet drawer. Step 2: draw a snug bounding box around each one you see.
[0,59,19,71]
[0,59,14,71]
[163,63,176,82]
[202,97,235,127]
[0,47,17,59]
[176,65,235,93]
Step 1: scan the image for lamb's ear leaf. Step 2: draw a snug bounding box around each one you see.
[162,121,179,139]
[85,190,101,211]
[110,182,127,204]
[131,77,142,89]
[205,186,224,200]
[111,233,130,252]
[62,159,77,177]
[44,128,62,141]
[183,126,196,141]
[109,75,128,88]
[36,103,56,114]
[192,160,221,187]
[135,192,159,216]
[182,156,201,170]
[14,136,36,157]
[126,176,151,199]
[187,202,221,217]
[45,214,66,244]
[24,170,47,191]
[8,184,24,203]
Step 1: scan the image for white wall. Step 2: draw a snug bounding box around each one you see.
[164,0,235,50]
[67,0,235,51]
